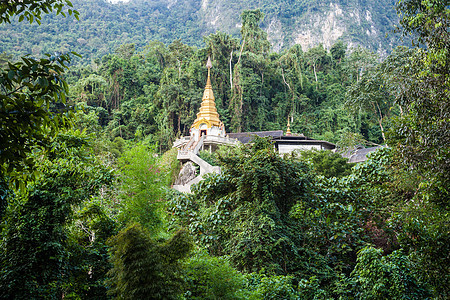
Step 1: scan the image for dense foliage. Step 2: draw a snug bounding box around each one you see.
[1,0,448,299]
[169,138,441,298]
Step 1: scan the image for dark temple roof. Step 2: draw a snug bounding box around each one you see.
[228,130,284,144]
[227,130,336,150]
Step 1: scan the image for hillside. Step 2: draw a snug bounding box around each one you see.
[0,0,402,64]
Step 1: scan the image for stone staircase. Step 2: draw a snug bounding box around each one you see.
[173,136,221,193]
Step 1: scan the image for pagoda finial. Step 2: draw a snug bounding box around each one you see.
[206,56,212,86]
[286,117,292,136]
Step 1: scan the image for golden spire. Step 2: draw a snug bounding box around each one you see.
[286,117,292,136]
[192,56,221,129]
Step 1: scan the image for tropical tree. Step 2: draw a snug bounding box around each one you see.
[346,65,392,143]
[297,149,354,178]
[0,0,79,24]
[0,131,114,298]
[229,9,272,132]
[0,0,78,184]
[350,247,432,299]
[116,144,168,232]
[107,224,192,300]
[388,0,450,204]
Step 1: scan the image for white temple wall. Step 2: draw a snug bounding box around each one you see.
[278,144,321,154]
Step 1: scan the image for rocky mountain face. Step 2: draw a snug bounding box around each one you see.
[197,0,400,53]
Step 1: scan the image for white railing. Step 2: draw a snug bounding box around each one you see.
[204,135,238,145]
[182,136,195,151]
[193,135,205,154]
[173,136,191,148]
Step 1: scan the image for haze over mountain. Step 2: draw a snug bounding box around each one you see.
[0,0,402,64]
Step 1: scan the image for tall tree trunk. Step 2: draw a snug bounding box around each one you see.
[229,50,233,90]
[313,63,318,83]
[280,66,294,113]
[294,60,303,90]
[372,101,386,143]
[229,39,246,133]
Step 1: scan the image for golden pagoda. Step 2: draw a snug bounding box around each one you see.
[286,117,292,136]
[172,56,235,156]
[190,56,225,140]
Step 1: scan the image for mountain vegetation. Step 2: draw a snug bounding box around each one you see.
[0,0,403,64]
[0,0,449,299]
[59,12,389,149]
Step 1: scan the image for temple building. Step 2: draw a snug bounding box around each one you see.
[172,57,237,153]
[172,57,236,193]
